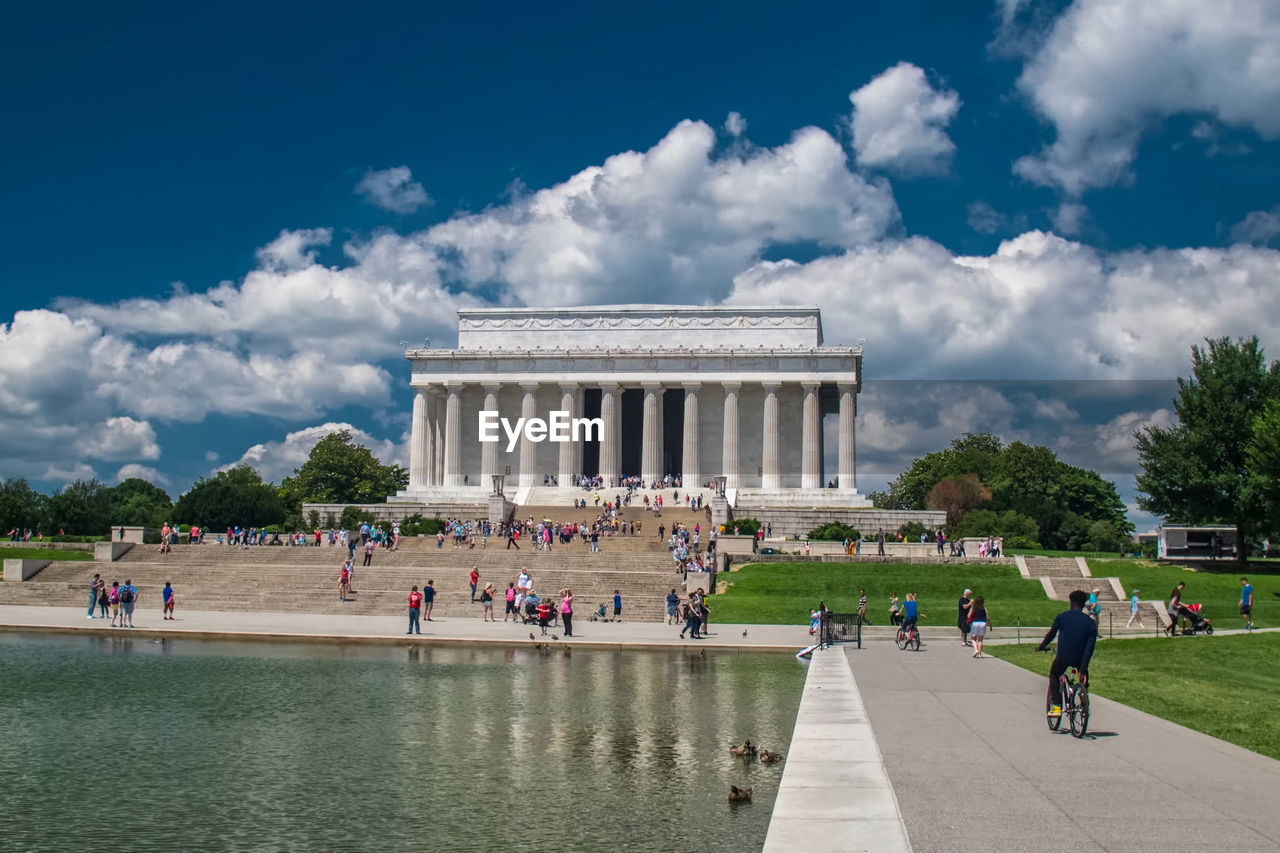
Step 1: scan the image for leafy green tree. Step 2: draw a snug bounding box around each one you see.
[0,478,45,533]
[953,509,1040,549]
[338,506,376,530]
[109,477,173,527]
[174,466,285,530]
[280,430,408,507]
[1246,398,1280,534]
[1136,337,1280,563]
[44,479,114,536]
[806,522,861,541]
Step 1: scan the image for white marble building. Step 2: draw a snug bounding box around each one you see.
[392,305,869,508]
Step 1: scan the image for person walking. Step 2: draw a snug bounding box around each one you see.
[423,579,436,620]
[958,588,973,646]
[504,583,517,621]
[560,588,574,637]
[666,589,679,625]
[408,586,422,634]
[97,582,110,618]
[506,526,519,549]
[162,582,175,620]
[339,563,351,602]
[108,582,121,627]
[1241,576,1254,631]
[481,583,496,621]
[1126,588,1145,628]
[857,588,869,625]
[469,567,480,601]
[362,537,375,568]
[88,573,102,619]
[877,527,885,556]
[968,596,989,658]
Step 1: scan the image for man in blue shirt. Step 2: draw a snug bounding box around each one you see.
[613,590,623,622]
[1038,590,1098,716]
[1241,577,1253,631]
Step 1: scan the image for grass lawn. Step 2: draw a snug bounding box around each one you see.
[989,633,1280,760]
[1087,557,1278,630]
[0,548,93,561]
[713,561,1062,626]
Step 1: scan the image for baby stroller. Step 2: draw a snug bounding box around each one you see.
[1170,602,1214,636]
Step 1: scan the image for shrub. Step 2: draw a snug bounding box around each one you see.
[807,523,861,542]
[338,507,376,530]
[730,517,762,536]
[898,521,928,541]
[398,515,445,536]
[48,534,107,543]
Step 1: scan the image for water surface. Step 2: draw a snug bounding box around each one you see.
[0,633,805,852]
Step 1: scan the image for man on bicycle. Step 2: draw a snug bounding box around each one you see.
[1037,590,1098,716]
[900,593,923,637]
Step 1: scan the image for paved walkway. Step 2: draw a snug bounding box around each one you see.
[0,605,814,651]
[850,639,1280,852]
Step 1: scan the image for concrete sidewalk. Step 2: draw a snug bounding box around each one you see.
[0,604,813,651]
[850,639,1280,852]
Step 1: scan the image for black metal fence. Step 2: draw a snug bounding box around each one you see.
[820,612,862,649]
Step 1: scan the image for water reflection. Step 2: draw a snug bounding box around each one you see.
[0,633,805,853]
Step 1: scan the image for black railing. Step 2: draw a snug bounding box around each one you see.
[820,612,862,649]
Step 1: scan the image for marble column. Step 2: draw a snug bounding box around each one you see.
[558,383,577,488]
[431,390,444,485]
[480,383,500,489]
[761,381,781,490]
[838,384,856,491]
[519,384,538,489]
[599,384,619,486]
[801,382,821,490]
[722,381,740,490]
[443,383,463,487]
[409,388,428,489]
[681,383,700,489]
[641,383,662,484]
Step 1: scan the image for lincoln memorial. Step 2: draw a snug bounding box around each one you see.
[389,305,872,513]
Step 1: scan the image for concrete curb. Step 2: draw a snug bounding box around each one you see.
[763,647,912,853]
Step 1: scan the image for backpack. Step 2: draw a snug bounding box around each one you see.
[119,586,135,604]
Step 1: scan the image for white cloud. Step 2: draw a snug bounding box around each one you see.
[116,464,170,487]
[1230,206,1280,245]
[967,202,1005,234]
[1096,409,1176,466]
[724,112,746,137]
[1013,0,1280,194]
[355,166,431,213]
[220,422,405,484]
[727,231,1280,380]
[1051,202,1087,236]
[78,417,160,461]
[848,62,961,175]
[255,227,333,272]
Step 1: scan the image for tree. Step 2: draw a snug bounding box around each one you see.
[0,478,45,533]
[174,466,285,530]
[44,479,115,536]
[1247,398,1280,533]
[954,509,1041,549]
[926,473,991,529]
[1136,337,1280,563]
[109,477,173,527]
[280,430,408,507]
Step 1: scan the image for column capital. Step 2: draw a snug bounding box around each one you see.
[681,381,701,392]
[801,380,821,390]
[838,382,857,394]
[722,381,741,392]
[482,381,501,393]
[761,380,782,392]
[599,382,620,392]
[559,381,579,394]
[642,381,664,392]
[444,380,464,392]
[519,382,539,394]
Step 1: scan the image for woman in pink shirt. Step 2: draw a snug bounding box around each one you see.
[560,589,574,637]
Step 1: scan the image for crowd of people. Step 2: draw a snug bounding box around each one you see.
[84,572,159,628]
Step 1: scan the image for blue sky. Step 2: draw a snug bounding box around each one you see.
[2,0,1278,530]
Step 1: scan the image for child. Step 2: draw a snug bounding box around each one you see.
[612,590,622,622]
[162,582,175,620]
[889,595,902,626]
[809,609,820,635]
[537,600,552,635]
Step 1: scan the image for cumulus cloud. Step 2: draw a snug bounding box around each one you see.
[1013,0,1280,194]
[848,62,961,174]
[116,464,170,487]
[1095,409,1176,466]
[219,422,405,484]
[727,231,1280,380]
[724,112,746,137]
[255,227,333,272]
[1230,206,1280,245]
[1051,202,1087,236]
[78,417,160,461]
[355,166,431,213]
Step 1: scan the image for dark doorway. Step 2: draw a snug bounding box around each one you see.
[580,388,601,477]
[620,389,643,477]
[663,388,684,477]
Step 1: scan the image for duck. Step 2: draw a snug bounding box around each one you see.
[728,740,755,757]
[728,785,753,803]
[758,749,783,764]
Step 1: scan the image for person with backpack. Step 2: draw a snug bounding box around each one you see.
[108,581,121,627]
[118,580,138,628]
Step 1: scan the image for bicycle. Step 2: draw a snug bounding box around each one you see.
[1044,662,1090,738]
[895,620,921,651]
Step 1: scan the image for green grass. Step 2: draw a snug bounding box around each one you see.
[989,633,1280,760]
[713,561,1062,626]
[1087,557,1277,630]
[0,548,93,561]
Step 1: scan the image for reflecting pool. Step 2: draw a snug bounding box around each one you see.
[0,633,806,852]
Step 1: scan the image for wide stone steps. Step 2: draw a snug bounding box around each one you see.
[1047,577,1118,600]
[1023,557,1087,578]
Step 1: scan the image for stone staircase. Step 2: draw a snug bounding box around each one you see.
[1019,556,1164,629]
[0,539,684,621]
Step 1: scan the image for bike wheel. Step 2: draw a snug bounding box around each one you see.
[1205,624,1214,635]
[1070,688,1090,738]
[1046,684,1062,731]
[909,631,920,652]
[895,630,907,650]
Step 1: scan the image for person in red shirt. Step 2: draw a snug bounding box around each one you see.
[339,564,350,602]
[536,600,552,635]
[469,568,480,601]
[407,586,422,634]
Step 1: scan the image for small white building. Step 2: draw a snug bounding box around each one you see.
[1156,525,1237,560]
